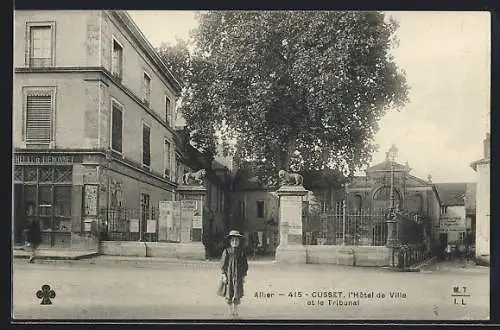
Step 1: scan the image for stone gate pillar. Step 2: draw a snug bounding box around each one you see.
[275,185,308,263]
[176,184,207,260]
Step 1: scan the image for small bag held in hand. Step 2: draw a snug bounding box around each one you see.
[216,275,227,297]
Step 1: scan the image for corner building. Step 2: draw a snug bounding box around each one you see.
[13,10,182,249]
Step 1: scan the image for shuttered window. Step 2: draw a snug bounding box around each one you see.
[142,124,150,167]
[111,102,123,153]
[26,95,52,144]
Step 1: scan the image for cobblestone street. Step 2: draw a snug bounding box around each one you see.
[12,258,489,321]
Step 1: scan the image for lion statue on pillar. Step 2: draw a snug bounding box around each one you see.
[182,169,207,185]
[278,169,304,186]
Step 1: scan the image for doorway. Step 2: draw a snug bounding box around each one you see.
[439,232,448,258]
[13,184,25,246]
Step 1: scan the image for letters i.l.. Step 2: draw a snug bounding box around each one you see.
[454,298,466,305]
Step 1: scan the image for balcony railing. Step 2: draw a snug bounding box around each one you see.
[29,57,52,68]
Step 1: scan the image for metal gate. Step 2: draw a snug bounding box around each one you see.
[303,204,388,246]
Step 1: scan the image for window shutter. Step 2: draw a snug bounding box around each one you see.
[142,125,150,166]
[26,95,52,144]
[111,105,123,152]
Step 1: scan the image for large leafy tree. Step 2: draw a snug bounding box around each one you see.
[162,11,409,184]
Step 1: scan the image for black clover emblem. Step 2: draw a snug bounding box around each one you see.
[36,284,56,305]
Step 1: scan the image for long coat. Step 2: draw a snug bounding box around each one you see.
[25,221,42,246]
[220,247,248,300]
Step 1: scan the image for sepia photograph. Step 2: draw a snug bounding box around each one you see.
[11,9,490,322]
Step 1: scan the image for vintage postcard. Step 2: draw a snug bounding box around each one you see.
[12,10,490,322]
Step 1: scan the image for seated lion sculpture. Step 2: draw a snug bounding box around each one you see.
[182,169,207,185]
[278,169,303,186]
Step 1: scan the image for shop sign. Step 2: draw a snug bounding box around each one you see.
[14,154,82,164]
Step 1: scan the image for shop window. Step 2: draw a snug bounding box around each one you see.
[24,166,37,182]
[54,166,72,182]
[24,185,37,217]
[39,166,53,182]
[14,166,23,181]
[54,186,71,231]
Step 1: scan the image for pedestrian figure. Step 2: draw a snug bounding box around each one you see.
[219,230,248,318]
[445,244,452,261]
[25,219,42,263]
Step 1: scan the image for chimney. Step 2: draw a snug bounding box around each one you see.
[427,175,432,183]
[484,133,490,159]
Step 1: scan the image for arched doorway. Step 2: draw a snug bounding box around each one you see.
[372,186,402,212]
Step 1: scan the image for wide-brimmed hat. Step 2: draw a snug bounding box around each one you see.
[226,230,244,239]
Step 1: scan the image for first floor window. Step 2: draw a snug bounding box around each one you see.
[24,88,56,146]
[238,200,246,220]
[256,200,265,218]
[164,139,171,177]
[111,101,123,153]
[142,123,151,167]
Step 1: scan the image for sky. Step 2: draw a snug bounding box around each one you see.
[128,11,490,183]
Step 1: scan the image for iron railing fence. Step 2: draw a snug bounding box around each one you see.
[101,207,159,242]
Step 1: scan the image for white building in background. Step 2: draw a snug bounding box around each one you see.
[471,133,490,263]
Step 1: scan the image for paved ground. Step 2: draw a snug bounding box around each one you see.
[12,258,490,321]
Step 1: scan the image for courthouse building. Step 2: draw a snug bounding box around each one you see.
[13,10,217,250]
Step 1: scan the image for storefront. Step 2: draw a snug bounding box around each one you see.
[13,153,83,248]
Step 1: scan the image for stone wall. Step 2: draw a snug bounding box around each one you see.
[305,245,391,266]
[101,241,205,260]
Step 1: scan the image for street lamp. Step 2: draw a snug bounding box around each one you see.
[385,145,400,264]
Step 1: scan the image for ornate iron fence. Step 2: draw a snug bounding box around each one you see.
[101,207,159,242]
[304,206,388,246]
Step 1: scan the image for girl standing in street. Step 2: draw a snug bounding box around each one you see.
[219,230,248,318]
[25,218,42,263]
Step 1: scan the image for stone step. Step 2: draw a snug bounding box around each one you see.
[13,249,99,260]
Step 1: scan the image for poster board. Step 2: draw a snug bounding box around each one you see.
[147,220,157,233]
[129,219,139,233]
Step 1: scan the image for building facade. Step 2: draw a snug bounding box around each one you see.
[434,182,476,249]
[232,146,444,255]
[471,133,490,262]
[13,10,184,249]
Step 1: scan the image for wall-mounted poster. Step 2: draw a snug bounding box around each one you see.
[129,219,140,233]
[84,185,98,216]
[192,200,203,229]
[147,219,157,233]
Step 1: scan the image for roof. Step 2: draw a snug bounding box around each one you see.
[366,160,408,172]
[434,182,475,206]
[470,158,490,171]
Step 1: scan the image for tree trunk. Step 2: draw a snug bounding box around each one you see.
[280,136,298,171]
